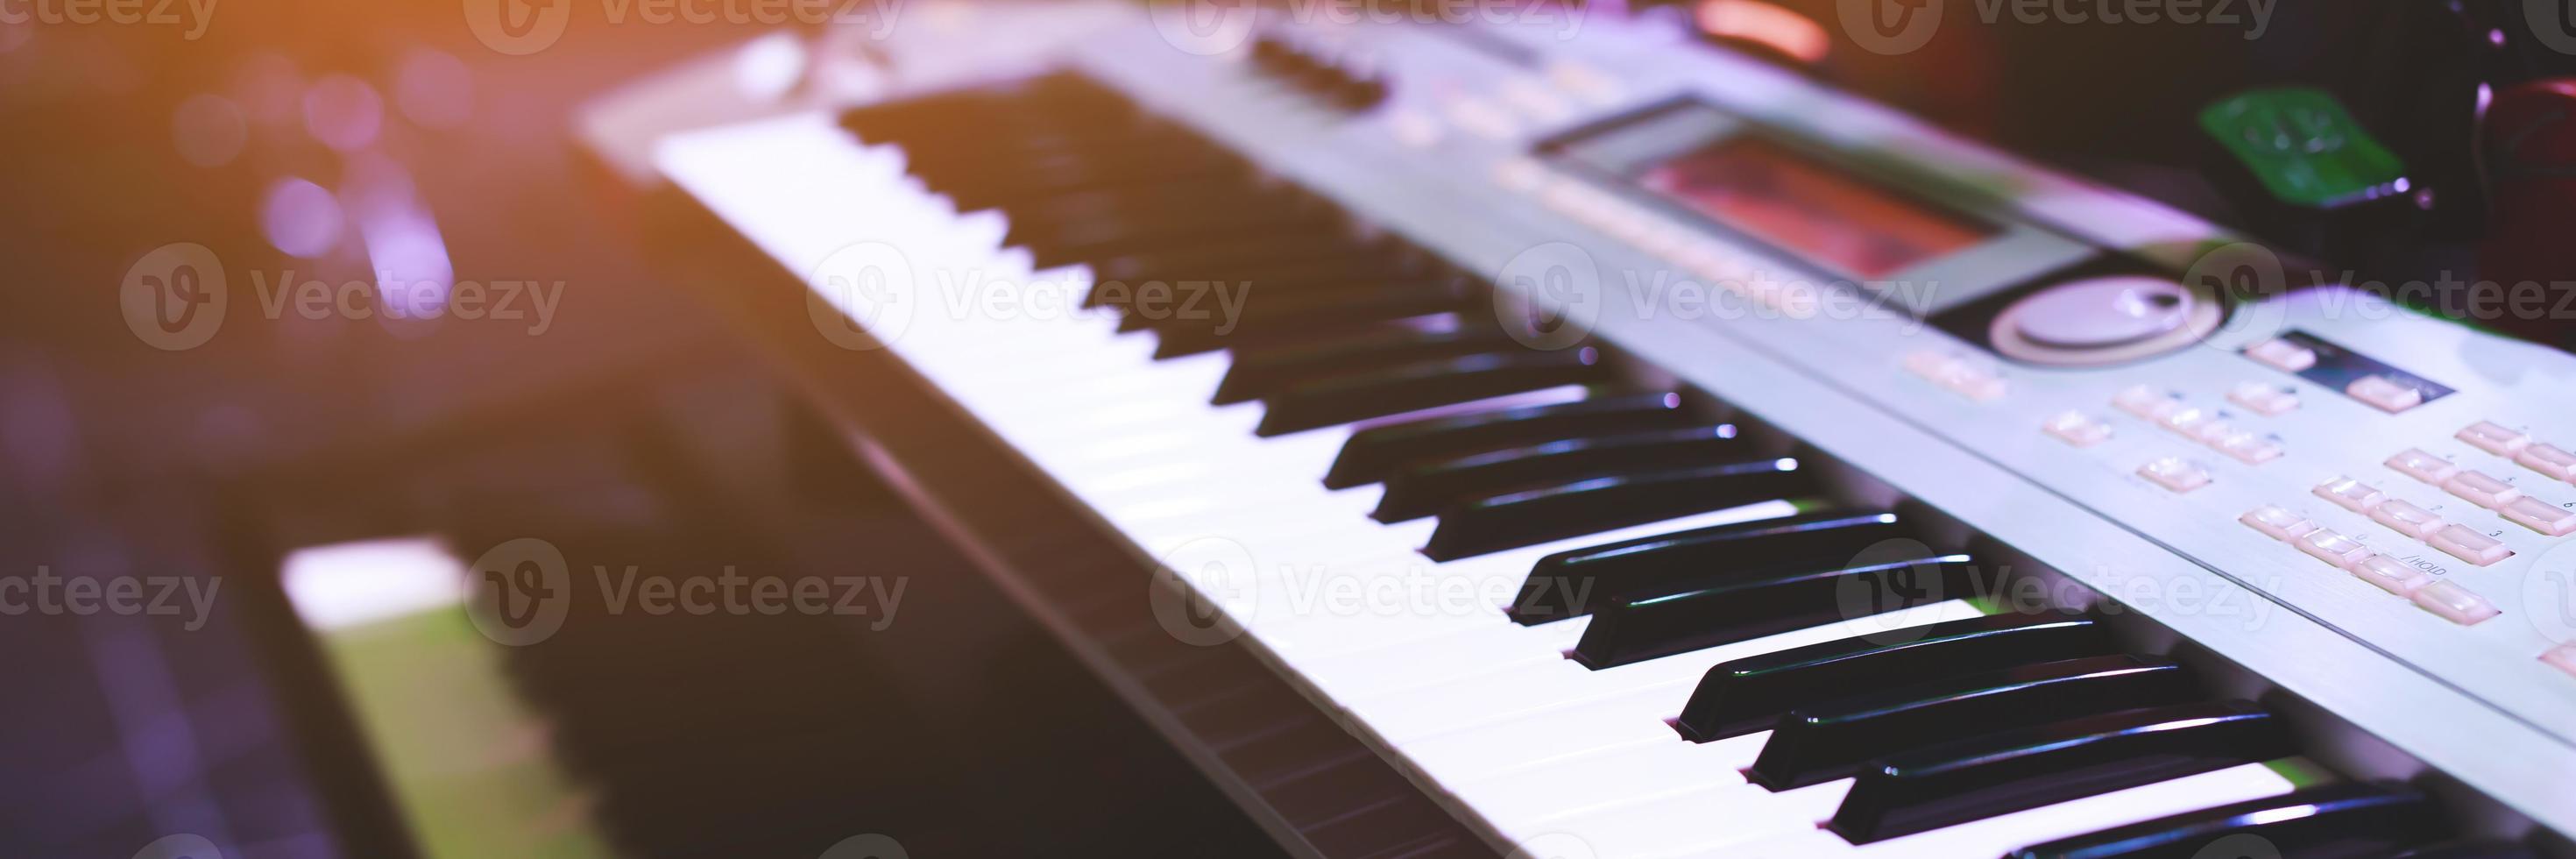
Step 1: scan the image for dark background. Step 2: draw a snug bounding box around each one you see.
[0,0,2567,855]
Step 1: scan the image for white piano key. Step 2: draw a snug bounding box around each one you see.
[1645,762,2311,859]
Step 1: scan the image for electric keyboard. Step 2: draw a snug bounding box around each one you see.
[611,5,2576,855]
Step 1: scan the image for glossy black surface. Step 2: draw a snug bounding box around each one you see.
[1419,457,1806,561]
[1320,393,1690,489]
[1256,349,1604,437]
[1509,509,1909,625]
[1214,327,1518,404]
[1372,424,1745,522]
[2383,841,2542,859]
[1570,551,1979,669]
[1747,656,2202,791]
[1676,613,2119,742]
[1828,700,2296,844]
[2006,781,2450,859]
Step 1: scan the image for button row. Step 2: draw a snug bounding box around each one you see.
[2311,475,2517,565]
[2385,449,2576,536]
[1906,351,2006,401]
[2239,504,2502,625]
[2226,380,2299,415]
[2243,337,2315,372]
[2456,421,2576,484]
[2110,385,2282,464]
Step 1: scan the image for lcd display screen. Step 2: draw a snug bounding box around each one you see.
[1632,137,1993,277]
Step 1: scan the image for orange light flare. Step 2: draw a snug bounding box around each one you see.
[1692,0,1831,67]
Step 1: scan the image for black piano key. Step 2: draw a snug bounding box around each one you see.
[1420,457,1807,561]
[1372,424,1746,522]
[1509,508,1909,625]
[1827,700,2298,844]
[1153,282,1473,358]
[1086,231,1395,297]
[1676,612,2119,742]
[1321,393,1691,488]
[2383,841,2540,859]
[1121,266,1447,334]
[1569,550,1976,668]
[2005,781,2451,859]
[1746,655,2203,791]
[1215,326,1519,404]
[1255,349,1604,436]
[1017,188,1338,260]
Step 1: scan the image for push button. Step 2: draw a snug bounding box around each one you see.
[2042,411,2112,447]
[2411,580,2501,625]
[2245,337,2317,372]
[2240,505,2317,541]
[2387,449,2460,484]
[2442,471,2524,509]
[2368,500,2446,540]
[2543,645,2576,679]
[2346,375,2424,413]
[1904,351,2004,401]
[2313,476,2386,512]
[2296,529,2374,569]
[2138,457,2211,493]
[2214,432,2283,464]
[2112,385,2176,419]
[2353,555,2433,595]
[2518,444,2576,482]
[2501,496,2576,536]
[2226,381,2299,415]
[2457,421,2531,456]
[2429,524,2513,566]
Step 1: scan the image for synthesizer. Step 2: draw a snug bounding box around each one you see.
[617,4,2576,856]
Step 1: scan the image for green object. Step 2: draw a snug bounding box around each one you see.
[2200,88,2410,209]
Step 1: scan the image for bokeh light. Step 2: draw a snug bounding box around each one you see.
[172,94,249,167]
